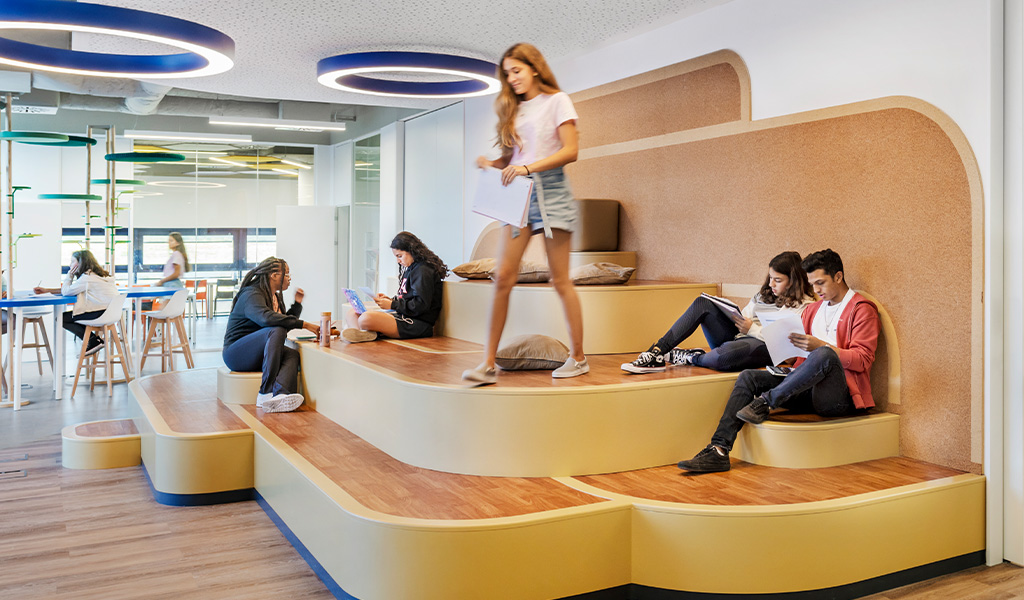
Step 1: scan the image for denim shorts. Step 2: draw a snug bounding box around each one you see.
[512,167,578,239]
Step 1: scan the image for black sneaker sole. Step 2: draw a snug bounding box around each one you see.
[676,460,731,473]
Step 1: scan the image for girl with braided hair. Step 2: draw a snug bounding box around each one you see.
[342,231,448,343]
[222,257,320,413]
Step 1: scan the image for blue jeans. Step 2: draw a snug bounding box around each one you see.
[654,296,771,372]
[710,346,854,451]
[222,327,299,396]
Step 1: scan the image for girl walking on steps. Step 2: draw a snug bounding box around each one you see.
[462,42,586,386]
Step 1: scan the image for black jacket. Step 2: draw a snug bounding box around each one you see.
[223,286,303,348]
[392,262,442,325]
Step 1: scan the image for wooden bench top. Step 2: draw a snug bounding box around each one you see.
[575,457,966,506]
[75,420,139,437]
[245,405,607,520]
[308,335,731,389]
[137,369,249,434]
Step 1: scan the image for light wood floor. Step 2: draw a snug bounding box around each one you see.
[0,436,331,600]
[0,435,1019,599]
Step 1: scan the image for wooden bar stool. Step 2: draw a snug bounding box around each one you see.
[22,309,54,375]
[71,294,132,398]
[141,289,194,373]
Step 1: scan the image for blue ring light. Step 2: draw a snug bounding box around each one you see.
[0,1,234,78]
[317,51,500,99]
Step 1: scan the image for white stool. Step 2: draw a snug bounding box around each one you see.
[141,289,194,373]
[72,294,132,398]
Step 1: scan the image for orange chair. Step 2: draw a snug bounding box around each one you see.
[185,279,208,318]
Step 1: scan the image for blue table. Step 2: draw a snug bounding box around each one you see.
[0,294,75,409]
[0,287,180,410]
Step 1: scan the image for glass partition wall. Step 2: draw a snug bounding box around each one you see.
[61,139,313,352]
[352,135,381,289]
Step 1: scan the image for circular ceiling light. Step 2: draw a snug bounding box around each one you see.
[38,193,103,202]
[0,131,68,144]
[317,51,500,99]
[23,134,96,147]
[147,181,225,189]
[91,178,147,185]
[0,1,234,78]
[105,152,186,163]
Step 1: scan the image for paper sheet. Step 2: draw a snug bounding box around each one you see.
[759,314,808,365]
[471,168,532,228]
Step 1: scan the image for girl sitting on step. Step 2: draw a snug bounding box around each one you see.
[222,257,320,413]
[621,251,815,374]
[341,231,448,343]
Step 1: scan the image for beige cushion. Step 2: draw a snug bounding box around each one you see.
[571,262,635,285]
[509,260,550,283]
[453,258,497,279]
[495,334,569,370]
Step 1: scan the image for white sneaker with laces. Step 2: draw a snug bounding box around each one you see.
[256,392,273,408]
[553,357,589,378]
[461,363,497,386]
[260,393,304,413]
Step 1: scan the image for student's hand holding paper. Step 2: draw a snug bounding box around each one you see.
[760,315,808,365]
[730,312,753,334]
[501,164,528,186]
[789,332,827,352]
[375,294,393,310]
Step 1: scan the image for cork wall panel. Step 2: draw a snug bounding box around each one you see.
[568,106,980,473]
[573,62,744,149]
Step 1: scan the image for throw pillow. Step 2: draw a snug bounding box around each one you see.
[570,262,635,285]
[453,258,497,279]
[495,334,569,370]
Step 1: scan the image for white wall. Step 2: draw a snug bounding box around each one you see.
[378,122,404,291]
[404,103,465,269]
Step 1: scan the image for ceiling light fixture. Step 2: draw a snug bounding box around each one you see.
[148,181,226,189]
[125,130,251,144]
[317,51,500,99]
[210,157,249,168]
[271,168,298,176]
[278,158,311,170]
[0,0,234,78]
[208,116,347,132]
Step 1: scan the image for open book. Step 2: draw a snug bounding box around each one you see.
[701,292,742,319]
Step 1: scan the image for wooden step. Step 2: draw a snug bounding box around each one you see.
[216,366,262,404]
[61,419,141,470]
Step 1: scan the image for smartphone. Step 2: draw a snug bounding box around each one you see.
[766,366,793,377]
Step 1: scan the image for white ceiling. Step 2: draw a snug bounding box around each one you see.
[70,0,729,110]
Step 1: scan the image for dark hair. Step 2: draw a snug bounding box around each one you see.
[758,251,814,308]
[390,231,448,279]
[71,249,109,279]
[234,256,287,312]
[169,231,190,273]
[802,249,844,278]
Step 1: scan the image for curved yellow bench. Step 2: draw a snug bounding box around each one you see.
[61,419,141,470]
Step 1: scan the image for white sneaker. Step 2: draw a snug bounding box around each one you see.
[342,328,377,343]
[256,392,273,408]
[553,357,589,378]
[260,393,304,413]
[461,363,497,386]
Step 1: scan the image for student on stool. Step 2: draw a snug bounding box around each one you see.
[222,257,320,413]
[676,249,879,473]
[34,250,117,357]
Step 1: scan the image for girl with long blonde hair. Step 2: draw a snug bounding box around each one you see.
[462,43,586,385]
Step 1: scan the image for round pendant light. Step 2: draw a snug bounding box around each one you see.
[0,131,69,144]
[22,134,96,147]
[317,51,500,99]
[91,178,147,186]
[38,194,103,202]
[105,152,186,163]
[0,1,234,78]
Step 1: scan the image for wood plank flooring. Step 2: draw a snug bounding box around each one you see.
[575,457,967,506]
[75,419,138,437]
[247,405,606,520]
[0,436,331,600]
[137,369,248,434]
[312,335,728,388]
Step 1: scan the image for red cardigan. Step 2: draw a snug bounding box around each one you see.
[794,293,879,409]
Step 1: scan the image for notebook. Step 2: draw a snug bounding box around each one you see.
[471,167,532,228]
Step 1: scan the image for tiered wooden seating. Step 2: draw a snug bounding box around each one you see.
[113,332,984,599]
[61,419,140,470]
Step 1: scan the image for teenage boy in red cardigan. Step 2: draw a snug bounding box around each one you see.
[677,249,879,473]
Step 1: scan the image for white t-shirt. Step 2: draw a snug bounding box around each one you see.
[509,92,579,166]
[810,288,855,347]
[163,250,185,279]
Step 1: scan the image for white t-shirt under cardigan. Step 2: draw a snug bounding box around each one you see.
[509,92,579,166]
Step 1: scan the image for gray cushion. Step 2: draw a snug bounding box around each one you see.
[570,262,635,285]
[495,334,569,370]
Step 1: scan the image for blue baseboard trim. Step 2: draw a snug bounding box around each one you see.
[141,463,254,506]
[256,491,355,600]
[556,550,985,599]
